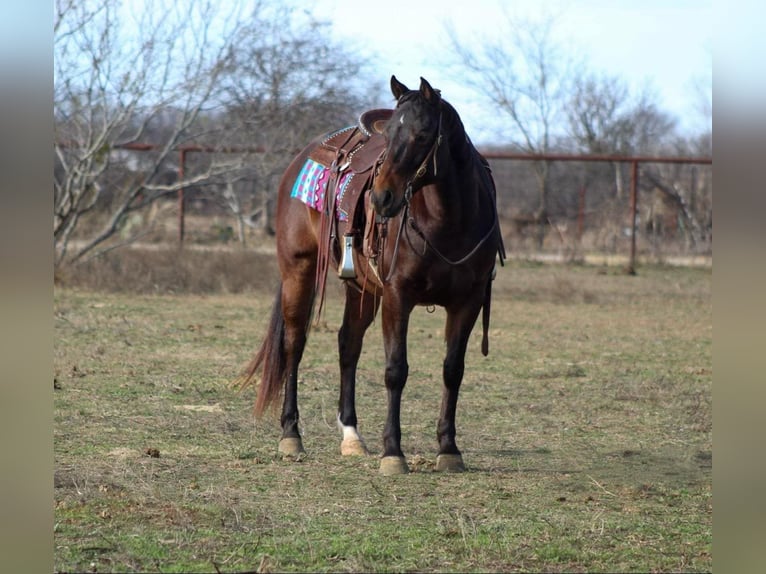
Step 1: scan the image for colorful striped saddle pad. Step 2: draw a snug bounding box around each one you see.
[290,114,391,224]
[289,157,355,222]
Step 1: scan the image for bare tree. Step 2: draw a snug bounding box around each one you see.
[54,0,381,261]
[623,88,678,155]
[212,5,382,237]
[689,42,712,141]
[567,73,631,155]
[54,0,253,266]
[564,70,714,256]
[445,11,574,246]
[567,72,676,199]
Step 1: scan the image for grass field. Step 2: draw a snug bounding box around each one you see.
[54,260,711,573]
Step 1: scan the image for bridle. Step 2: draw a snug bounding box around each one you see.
[373,101,500,282]
[403,109,443,203]
[373,103,443,204]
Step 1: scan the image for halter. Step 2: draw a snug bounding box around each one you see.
[403,109,443,203]
[377,105,500,283]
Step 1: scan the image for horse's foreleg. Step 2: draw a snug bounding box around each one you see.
[436,299,484,472]
[379,297,413,475]
[337,286,379,456]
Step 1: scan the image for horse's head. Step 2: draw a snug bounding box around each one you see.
[371,76,443,218]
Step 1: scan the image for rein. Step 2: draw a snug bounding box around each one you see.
[382,172,500,283]
[406,203,499,266]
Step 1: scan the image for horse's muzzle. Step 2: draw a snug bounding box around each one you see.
[370,187,404,218]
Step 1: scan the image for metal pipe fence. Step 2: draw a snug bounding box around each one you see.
[479,151,712,273]
[57,141,712,271]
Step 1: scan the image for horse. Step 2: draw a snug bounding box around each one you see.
[239,76,505,475]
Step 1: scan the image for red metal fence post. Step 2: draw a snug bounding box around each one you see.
[178,149,186,246]
[577,184,586,242]
[627,160,639,275]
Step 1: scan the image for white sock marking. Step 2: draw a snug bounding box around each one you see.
[337,413,364,443]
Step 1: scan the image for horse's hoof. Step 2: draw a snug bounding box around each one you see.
[278,437,305,460]
[341,438,370,456]
[379,456,409,475]
[435,453,465,472]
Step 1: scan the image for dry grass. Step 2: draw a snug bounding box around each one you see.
[54,257,711,572]
[55,245,281,294]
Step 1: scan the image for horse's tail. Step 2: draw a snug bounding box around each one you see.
[238,283,287,418]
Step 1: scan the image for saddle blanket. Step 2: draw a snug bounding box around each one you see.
[290,158,356,221]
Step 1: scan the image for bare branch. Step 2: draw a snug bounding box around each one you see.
[55,0,377,266]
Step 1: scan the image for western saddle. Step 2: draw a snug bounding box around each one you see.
[309,109,392,318]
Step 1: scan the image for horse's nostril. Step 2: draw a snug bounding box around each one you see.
[374,189,393,211]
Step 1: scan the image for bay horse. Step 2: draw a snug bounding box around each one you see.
[240,76,505,475]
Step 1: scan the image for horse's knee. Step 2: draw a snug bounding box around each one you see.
[385,359,408,388]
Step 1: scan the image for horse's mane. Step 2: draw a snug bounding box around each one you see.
[440,99,475,167]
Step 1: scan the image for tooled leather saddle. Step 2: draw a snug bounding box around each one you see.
[309,109,390,229]
[310,109,392,319]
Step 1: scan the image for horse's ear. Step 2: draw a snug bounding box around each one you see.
[419,77,440,104]
[390,75,409,100]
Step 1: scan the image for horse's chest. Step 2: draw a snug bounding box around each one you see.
[410,266,482,305]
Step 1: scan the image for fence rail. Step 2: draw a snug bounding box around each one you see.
[56,140,712,272]
[477,151,712,273]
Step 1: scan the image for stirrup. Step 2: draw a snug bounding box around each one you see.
[338,233,356,279]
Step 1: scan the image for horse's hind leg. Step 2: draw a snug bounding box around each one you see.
[435,298,484,472]
[337,286,379,456]
[277,252,317,459]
